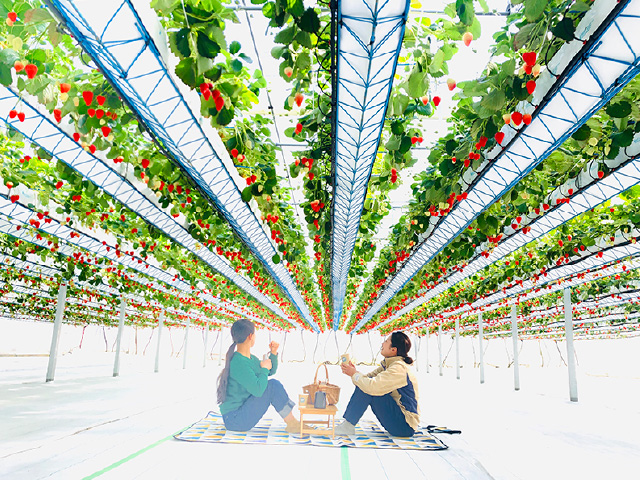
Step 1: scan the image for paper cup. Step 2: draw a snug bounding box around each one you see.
[298,394,308,406]
[340,353,351,364]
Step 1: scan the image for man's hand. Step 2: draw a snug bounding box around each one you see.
[260,358,272,370]
[341,361,357,377]
[269,341,279,354]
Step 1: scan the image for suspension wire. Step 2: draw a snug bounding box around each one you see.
[289,329,307,363]
[281,331,287,362]
[312,333,320,363]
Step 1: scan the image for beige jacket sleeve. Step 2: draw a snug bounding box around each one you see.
[365,364,384,378]
[351,362,408,396]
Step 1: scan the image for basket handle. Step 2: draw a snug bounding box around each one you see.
[313,363,329,384]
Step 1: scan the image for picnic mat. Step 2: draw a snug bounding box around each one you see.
[174,411,448,450]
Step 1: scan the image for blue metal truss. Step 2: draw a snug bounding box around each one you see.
[45,0,318,332]
[0,198,270,327]
[330,0,410,329]
[354,0,640,332]
[413,243,640,330]
[380,139,640,329]
[0,85,290,323]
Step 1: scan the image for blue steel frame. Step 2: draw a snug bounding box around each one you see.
[45,0,318,332]
[354,0,640,332]
[413,245,640,330]
[0,253,253,327]
[330,0,410,329]
[0,200,272,327]
[380,143,640,329]
[0,85,289,322]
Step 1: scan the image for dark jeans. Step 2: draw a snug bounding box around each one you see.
[222,379,295,432]
[343,387,415,437]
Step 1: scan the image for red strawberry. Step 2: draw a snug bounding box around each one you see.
[212,89,220,99]
[9,110,17,119]
[523,113,532,125]
[294,92,304,107]
[420,95,429,105]
[89,145,96,154]
[17,112,25,122]
[141,158,150,169]
[447,78,456,91]
[309,172,315,180]
[215,96,224,112]
[82,91,93,105]
[7,12,17,22]
[167,184,175,193]
[24,63,38,79]
[511,112,523,126]
[53,109,62,122]
[231,148,239,158]
[598,170,604,179]
[524,64,533,75]
[10,195,19,203]
[526,80,536,95]
[73,132,80,142]
[495,132,505,144]
[60,83,71,94]
[87,108,95,117]
[96,109,104,119]
[522,51,537,67]
[295,123,303,134]
[55,181,63,189]
[14,61,24,72]
[97,95,106,106]
[101,126,111,137]
[558,240,563,247]
[433,96,441,106]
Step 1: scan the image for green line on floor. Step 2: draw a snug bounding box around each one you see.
[83,428,184,479]
[341,446,351,480]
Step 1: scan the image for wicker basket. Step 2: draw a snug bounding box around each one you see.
[303,364,341,405]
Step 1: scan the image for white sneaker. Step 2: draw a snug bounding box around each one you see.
[334,420,356,436]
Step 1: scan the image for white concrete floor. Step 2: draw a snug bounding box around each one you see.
[1,349,640,480]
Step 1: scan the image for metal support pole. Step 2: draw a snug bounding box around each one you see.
[203,324,210,368]
[46,283,68,382]
[415,335,419,372]
[425,327,430,373]
[564,288,579,402]
[154,309,164,373]
[113,297,126,377]
[438,325,443,376]
[218,327,224,366]
[455,317,460,380]
[183,317,191,370]
[511,304,520,391]
[478,311,485,384]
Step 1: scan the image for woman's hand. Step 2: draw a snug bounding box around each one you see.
[269,341,279,354]
[260,358,272,370]
[341,361,357,377]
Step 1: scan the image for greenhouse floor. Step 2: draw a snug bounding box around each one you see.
[1,353,639,480]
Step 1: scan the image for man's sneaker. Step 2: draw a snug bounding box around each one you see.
[334,419,356,436]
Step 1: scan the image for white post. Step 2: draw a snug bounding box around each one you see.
[425,327,430,373]
[218,327,224,366]
[46,283,68,382]
[183,316,191,370]
[154,310,164,373]
[414,334,419,372]
[203,324,210,368]
[564,288,579,402]
[511,304,520,391]
[438,325,443,376]
[455,317,460,380]
[113,297,126,377]
[478,311,485,384]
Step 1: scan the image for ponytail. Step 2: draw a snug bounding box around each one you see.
[391,331,414,365]
[216,319,255,404]
[216,342,237,404]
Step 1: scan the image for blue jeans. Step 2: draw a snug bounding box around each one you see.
[343,387,415,437]
[222,379,295,432]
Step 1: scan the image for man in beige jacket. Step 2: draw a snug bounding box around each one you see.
[336,332,420,437]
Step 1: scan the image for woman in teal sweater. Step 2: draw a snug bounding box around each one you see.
[217,319,301,432]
